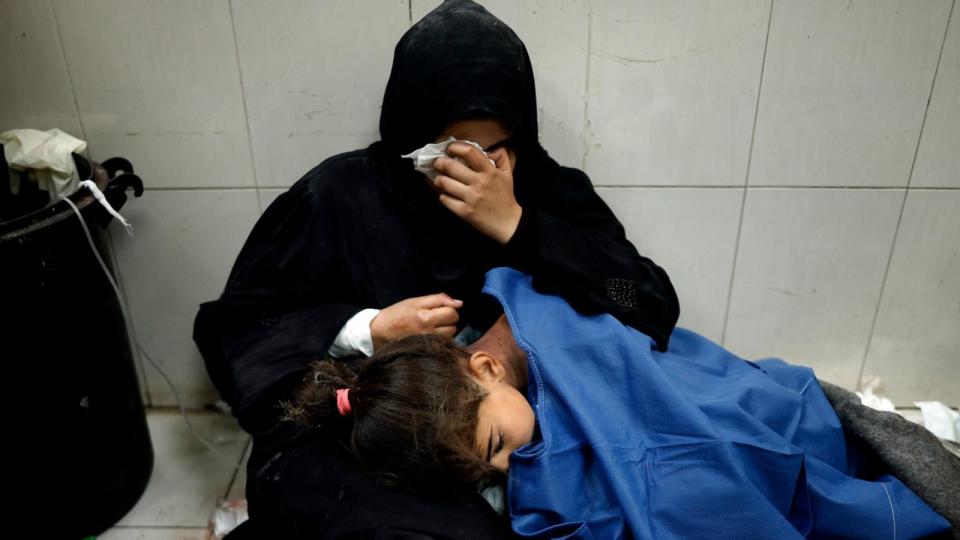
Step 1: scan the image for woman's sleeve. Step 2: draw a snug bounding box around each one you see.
[193,180,361,431]
[506,167,680,351]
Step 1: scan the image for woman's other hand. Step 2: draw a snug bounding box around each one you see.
[432,142,523,245]
[370,293,463,350]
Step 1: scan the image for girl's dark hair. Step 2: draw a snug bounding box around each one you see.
[282,334,500,490]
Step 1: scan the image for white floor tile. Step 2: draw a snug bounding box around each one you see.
[115,411,249,528]
[98,528,209,540]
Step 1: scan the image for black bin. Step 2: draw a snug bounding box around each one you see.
[0,155,149,538]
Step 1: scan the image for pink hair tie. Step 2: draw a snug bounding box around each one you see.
[335,388,352,416]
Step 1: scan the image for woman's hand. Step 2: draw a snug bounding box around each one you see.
[370,293,463,351]
[432,142,523,244]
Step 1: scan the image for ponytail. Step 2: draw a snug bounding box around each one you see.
[281,335,501,490]
[281,359,358,429]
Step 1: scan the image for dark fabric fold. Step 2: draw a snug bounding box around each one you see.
[820,380,960,538]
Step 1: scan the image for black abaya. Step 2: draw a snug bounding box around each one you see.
[194,1,680,537]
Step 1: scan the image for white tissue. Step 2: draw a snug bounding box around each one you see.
[210,499,248,539]
[401,136,494,180]
[914,401,959,442]
[856,376,897,412]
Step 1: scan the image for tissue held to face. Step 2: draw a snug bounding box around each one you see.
[416,117,522,245]
[435,118,517,171]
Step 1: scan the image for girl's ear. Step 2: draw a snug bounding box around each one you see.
[467,351,506,382]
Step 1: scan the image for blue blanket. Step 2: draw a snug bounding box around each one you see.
[482,268,949,539]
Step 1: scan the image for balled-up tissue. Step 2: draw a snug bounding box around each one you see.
[401,136,494,180]
[915,401,959,443]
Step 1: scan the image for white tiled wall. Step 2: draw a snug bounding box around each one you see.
[111,189,261,406]
[750,0,952,188]
[2,0,957,407]
[232,0,409,187]
[0,1,82,135]
[596,187,743,343]
[862,190,960,405]
[912,10,960,189]
[724,188,903,389]
[54,0,256,189]
[585,0,770,186]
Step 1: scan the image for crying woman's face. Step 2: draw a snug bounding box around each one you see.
[434,117,517,173]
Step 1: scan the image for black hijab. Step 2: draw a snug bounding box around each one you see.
[380,0,538,154]
[372,0,552,212]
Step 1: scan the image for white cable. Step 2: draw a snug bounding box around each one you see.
[61,195,240,469]
[61,196,121,299]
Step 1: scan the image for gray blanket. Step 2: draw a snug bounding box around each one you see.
[820,380,960,538]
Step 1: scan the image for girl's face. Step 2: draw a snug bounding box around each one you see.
[469,354,535,472]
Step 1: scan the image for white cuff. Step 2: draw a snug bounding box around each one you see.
[328,308,380,358]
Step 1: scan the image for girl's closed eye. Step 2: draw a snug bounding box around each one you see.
[472,352,537,472]
[487,431,506,461]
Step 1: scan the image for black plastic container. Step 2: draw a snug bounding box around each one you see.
[0,155,149,538]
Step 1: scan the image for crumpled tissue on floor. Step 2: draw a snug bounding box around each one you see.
[209,499,248,539]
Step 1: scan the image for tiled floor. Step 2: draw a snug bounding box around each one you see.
[98,410,251,540]
[98,407,934,539]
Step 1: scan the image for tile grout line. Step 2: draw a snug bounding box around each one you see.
[720,0,775,347]
[142,186,265,191]
[51,0,154,404]
[107,525,209,531]
[49,0,88,145]
[223,436,253,499]
[855,0,956,391]
[227,0,264,211]
[580,0,593,171]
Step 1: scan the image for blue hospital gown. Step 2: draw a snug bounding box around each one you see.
[482,268,949,539]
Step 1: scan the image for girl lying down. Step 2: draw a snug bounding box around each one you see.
[283,267,955,539]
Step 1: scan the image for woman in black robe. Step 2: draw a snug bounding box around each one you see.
[194,1,679,537]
